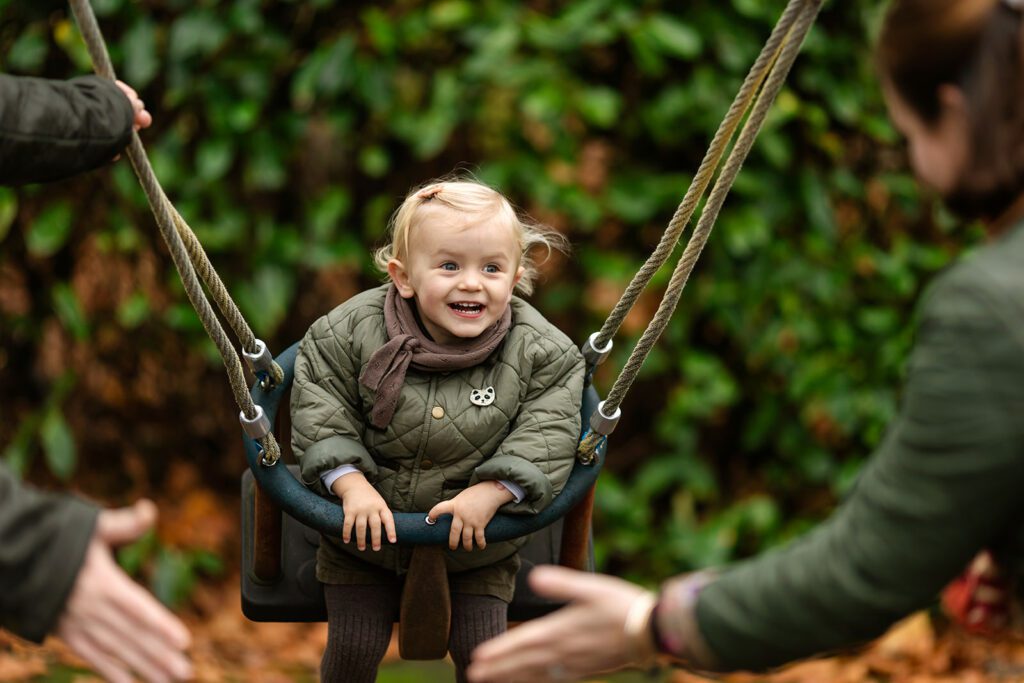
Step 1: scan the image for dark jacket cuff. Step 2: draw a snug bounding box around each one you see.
[7,495,99,642]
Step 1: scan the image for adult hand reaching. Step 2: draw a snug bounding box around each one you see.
[467,565,652,683]
[54,499,193,683]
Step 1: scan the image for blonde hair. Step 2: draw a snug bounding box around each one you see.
[373,178,568,296]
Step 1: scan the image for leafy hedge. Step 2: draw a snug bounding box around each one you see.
[0,0,978,582]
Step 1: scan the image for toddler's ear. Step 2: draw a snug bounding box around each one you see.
[387,259,416,298]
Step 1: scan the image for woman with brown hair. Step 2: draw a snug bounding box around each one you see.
[467,0,1024,679]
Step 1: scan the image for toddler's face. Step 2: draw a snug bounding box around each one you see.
[388,205,524,345]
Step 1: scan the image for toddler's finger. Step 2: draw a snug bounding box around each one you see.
[383,509,397,544]
[449,517,464,551]
[356,514,368,550]
[463,525,475,552]
[475,527,487,550]
[428,500,452,523]
[370,514,382,551]
[342,512,354,544]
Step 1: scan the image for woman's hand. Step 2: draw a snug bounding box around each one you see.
[331,472,396,551]
[467,565,650,683]
[55,500,193,683]
[113,80,152,131]
[427,481,514,551]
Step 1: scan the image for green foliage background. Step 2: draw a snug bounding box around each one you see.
[0,0,980,587]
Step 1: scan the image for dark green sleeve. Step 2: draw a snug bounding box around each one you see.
[0,74,134,185]
[694,269,1024,671]
[0,464,98,642]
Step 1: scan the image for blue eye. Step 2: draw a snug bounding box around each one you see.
[441,262,458,271]
[483,264,500,274]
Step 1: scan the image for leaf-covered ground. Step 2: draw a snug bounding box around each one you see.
[4,476,1024,682]
[4,589,1024,682]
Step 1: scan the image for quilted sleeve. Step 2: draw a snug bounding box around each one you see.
[472,342,585,514]
[290,314,378,495]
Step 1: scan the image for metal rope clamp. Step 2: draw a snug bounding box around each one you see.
[243,339,277,390]
[578,399,621,465]
[590,400,622,438]
[581,332,614,386]
[581,332,614,368]
[240,405,277,466]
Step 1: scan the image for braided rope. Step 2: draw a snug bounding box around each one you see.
[68,0,282,464]
[580,0,824,459]
[593,0,809,349]
[160,188,284,386]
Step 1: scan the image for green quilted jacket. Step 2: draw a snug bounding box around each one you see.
[291,285,585,579]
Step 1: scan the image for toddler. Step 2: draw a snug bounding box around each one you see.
[290,179,585,682]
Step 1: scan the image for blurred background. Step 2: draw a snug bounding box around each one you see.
[0,0,996,680]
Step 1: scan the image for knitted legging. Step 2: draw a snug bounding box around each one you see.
[321,583,507,683]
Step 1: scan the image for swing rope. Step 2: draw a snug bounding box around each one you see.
[68,0,285,465]
[577,0,823,461]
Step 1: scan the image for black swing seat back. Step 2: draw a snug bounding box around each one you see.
[240,342,604,622]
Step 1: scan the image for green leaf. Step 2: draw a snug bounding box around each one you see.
[117,292,151,329]
[123,19,160,89]
[40,410,76,481]
[576,87,622,129]
[52,284,90,341]
[646,15,703,60]
[236,265,296,336]
[168,11,228,61]
[152,548,196,608]
[0,188,17,243]
[116,530,157,575]
[358,146,390,178]
[196,138,235,181]
[6,26,48,72]
[26,202,72,257]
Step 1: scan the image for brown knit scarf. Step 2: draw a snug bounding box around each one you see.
[359,285,512,429]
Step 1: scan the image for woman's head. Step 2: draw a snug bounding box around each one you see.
[376,178,566,344]
[877,0,1024,219]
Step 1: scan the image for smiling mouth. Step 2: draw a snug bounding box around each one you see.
[448,302,485,318]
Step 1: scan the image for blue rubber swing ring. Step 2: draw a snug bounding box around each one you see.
[243,342,606,545]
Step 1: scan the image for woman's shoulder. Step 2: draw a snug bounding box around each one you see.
[921,225,1024,337]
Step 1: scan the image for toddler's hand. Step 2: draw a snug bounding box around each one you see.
[331,472,396,551]
[427,481,515,551]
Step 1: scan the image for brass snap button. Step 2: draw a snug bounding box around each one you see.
[420,459,433,469]
[431,406,444,419]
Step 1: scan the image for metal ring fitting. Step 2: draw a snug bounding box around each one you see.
[424,515,437,526]
[589,400,622,436]
[581,332,614,367]
[240,405,272,441]
[243,339,275,376]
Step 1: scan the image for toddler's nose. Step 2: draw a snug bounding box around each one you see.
[459,273,482,290]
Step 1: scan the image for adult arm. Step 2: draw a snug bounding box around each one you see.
[54,500,193,683]
[686,269,1024,671]
[0,74,134,185]
[0,463,98,642]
